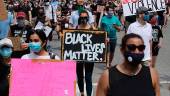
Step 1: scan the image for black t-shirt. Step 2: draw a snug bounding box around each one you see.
[10,25,31,58]
[0,63,10,96]
[31,5,39,18]
[10,25,32,42]
[157,10,165,25]
[90,4,97,14]
[152,25,163,44]
[125,15,136,23]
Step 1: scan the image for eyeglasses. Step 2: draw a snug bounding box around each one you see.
[126,44,145,52]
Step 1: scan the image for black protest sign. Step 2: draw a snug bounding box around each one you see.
[61,30,107,63]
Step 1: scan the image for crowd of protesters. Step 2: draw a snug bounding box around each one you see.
[0,0,170,95]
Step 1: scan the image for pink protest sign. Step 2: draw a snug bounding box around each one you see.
[9,59,76,96]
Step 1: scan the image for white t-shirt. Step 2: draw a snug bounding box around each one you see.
[21,52,60,60]
[69,10,94,28]
[45,5,57,22]
[127,21,152,61]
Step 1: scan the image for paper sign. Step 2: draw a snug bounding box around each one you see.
[35,21,44,30]
[34,21,52,37]
[44,26,52,37]
[0,0,7,20]
[122,0,166,16]
[9,59,76,96]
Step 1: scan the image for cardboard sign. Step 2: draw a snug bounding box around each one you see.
[122,0,166,16]
[97,5,105,12]
[61,30,107,63]
[35,21,52,37]
[44,26,52,37]
[35,21,44,30]
[9,59,76,96]
[0,0,7,20]
[8,37,22,51]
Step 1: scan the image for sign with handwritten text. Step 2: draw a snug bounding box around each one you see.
[9,59,76,96]
[122,0,166,16]
[61,30,107,63]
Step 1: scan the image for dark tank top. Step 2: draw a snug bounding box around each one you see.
[107,65,155,96]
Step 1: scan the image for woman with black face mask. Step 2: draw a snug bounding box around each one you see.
[77,10,96,29]
[76,10,96,96]
[35,7,46,25]
[96,33,160,96]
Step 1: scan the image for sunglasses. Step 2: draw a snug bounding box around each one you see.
[80,17,88,19]
[126,44,145,52]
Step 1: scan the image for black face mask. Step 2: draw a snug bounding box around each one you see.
[78,17,88,25]
[124,51,144,67]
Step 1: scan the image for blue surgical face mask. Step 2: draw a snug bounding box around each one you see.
[0,47,12,58]
[143,15,150,21]
[29,42,42,53]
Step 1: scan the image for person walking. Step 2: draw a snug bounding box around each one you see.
[101,6,121,67]
[76,10,95,96]
[127,7,152,66]
[96,33,160,96]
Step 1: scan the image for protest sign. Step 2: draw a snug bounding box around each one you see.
[122,0,166,16]
[0,0,7,20]
[35,21,52,37]
[44,26,52,37]
[35,21,44,30]
[8,37,22,51]
[9,59,76,96]
[61,30,107,63]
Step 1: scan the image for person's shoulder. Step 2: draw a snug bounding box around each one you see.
[86,10,92,13]
[21,53,32,59]
[131,21,138,25]
[146,22,152,27]
[10,24,17,28]
[112,15,119,19]
[101,16,108,20]
[71,10,78,15]
[128,21,137,27]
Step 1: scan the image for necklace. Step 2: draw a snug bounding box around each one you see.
[117,64,142,76]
